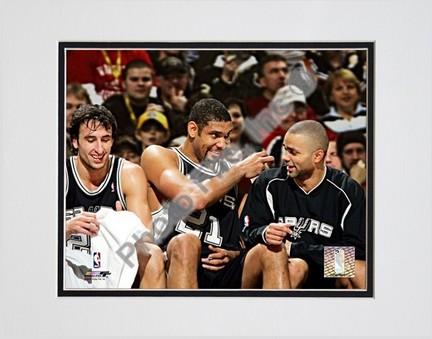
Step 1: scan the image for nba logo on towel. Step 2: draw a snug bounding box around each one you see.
[93,252,101,268]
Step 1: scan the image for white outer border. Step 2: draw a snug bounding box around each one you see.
[1,0,431,336]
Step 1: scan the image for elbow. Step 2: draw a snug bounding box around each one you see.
[171,191,209,214]
[192,195,210,211]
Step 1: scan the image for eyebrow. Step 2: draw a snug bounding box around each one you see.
[209,129,232,137]
[283,145,299,153]
[83,133,112,139]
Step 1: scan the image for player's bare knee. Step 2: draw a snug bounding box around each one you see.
[147,244,165,267]
[259,243,288,265]
[167,233,201,263]
[135,242,152,264]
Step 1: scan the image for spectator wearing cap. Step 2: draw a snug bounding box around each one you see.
[193,51,257,102]
[262,85,311,168]
[135,107,171,151]
[155,56,192,116]
[336,131,366,189]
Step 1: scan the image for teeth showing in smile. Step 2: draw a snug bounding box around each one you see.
[208,150,220,157]
[92,155,104,161]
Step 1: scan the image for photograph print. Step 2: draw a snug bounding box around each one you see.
[59,42,374,297]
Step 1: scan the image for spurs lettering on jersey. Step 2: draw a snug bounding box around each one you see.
[278,216,334,239]
[219,194,236,210]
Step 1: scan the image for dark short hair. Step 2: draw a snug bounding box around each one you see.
[223,97,249,118]
[155,56,188,77]
[287,120,329,153]
[188,98,231,133]
[336,131,366,158]
[122,59,153,80]
[69,104,117,140]
[257,54,288,78]
[111,134,142,155]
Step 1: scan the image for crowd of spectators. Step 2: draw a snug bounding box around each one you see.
[65,48,368,187]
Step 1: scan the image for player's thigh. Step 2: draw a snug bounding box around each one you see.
[288,257,309,288]
[242,244,266,273]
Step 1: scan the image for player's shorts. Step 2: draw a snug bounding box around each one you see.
[197,251,246,289]
[303,263,337,289]
[65,248,93,288]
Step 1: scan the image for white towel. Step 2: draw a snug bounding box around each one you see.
[65,207,149,289]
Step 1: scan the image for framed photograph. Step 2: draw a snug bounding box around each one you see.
[58,42,374,297]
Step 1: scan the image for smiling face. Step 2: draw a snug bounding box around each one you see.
[227,103,244,143]
[329,78,360,113]
[282,132,317,180]
[189,120,232,163]
[124,66,153,101]
[72,120,113,171]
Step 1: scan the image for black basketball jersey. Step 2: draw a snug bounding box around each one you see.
[241,166,365,269]
[65,155,126,253]
[152,147,243,257]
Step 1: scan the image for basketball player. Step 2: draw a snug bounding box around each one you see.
[65,104,165,288]
[240,120,366,289]
[141,98,290,289]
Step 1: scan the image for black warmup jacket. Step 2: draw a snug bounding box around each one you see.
[240,166,365,270]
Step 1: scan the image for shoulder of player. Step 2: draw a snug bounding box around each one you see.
[119,159,146,183]
[142,144,175,161]
[255,167,285,186]
[120,158,143,173]
[140,145,179,179]
[325,167,364,196]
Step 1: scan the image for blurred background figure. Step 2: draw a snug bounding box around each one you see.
[262,85,310,168]
[245,54,289,118]
[111,134,142,165]
[65,82,92,156]
[154,56,192,116]
[66,49,153,103]
[102,59,157,137]
[321,68,367,140]
[336,131,366,189]
[135,107,171,151]
[222,97,261,164]
[325,140,343,171]
[193,51,257,102]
